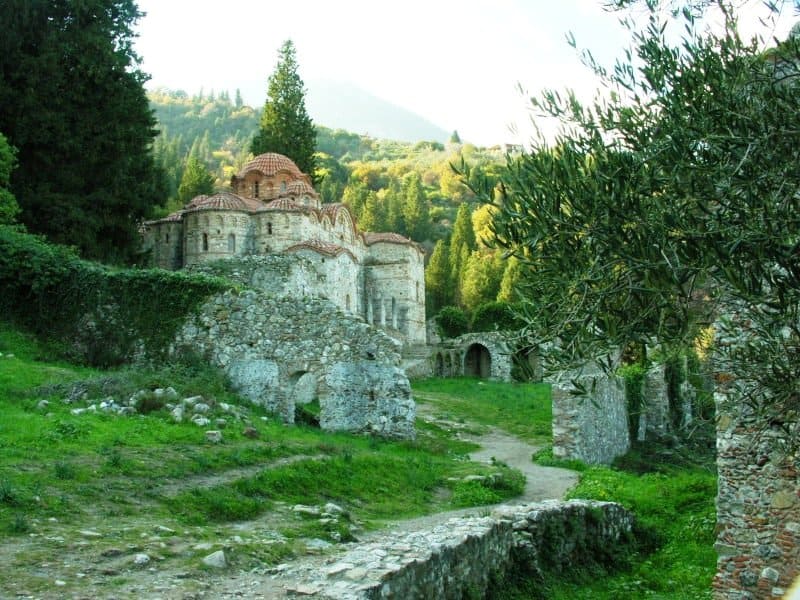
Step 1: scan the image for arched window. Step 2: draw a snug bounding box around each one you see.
[280,181,287,193]
[346,294,351,311]
[267,222,273,235]
[227,233,236,253]
[202,233,209,252]
[165,232,170,244]
[254,181,260,198]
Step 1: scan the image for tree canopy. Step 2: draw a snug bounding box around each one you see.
[487,2,800,433]
[0,0,166,262]
[0,133,20,225]
[251,40,316,177]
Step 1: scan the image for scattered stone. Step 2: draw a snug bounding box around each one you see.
[183,395,203,407]
[202,550,227,569]
[305,539,333,551]
[192,416,211,427]
[205,430,223,443]
[286,583,322,595]
[193,543,214,551]
[100,547,123,557]
[70,408,86,416]
[55,580,66,587]
[133,553,150,566]
[193,402,211,414]
[171,406,184,423]
[37,400,50,410]
[79,530,102,538]
[155,525,175,534]
[324,502,345,516]
[242,426,260,439]
[293,504,321,517]
[215,418,227,429]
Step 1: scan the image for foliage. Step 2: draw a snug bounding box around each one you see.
[435,305,469,338]
[618,363,647,440]
[0,0,167,263]
[177,154,215,203]
[251,40,316,177]
[0,133,19,225]
[471,301,522,333]
[484,2,800,441]
[0,226,230,366]
[425,240,451,312]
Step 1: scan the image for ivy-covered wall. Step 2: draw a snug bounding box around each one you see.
[0,226,230,366]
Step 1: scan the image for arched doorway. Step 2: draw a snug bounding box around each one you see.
[464,343,492,378]
[289,371,319,426]
[435,353,444,377]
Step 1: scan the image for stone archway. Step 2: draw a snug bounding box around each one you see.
[464,343,492,378]
[289,370,319,426]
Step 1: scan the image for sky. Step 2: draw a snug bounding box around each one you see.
[133,0,797,147]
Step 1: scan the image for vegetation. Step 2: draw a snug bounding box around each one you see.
[0,132,19,225]
[251,40,317,177]
[0,0,166,262]
[0,226,230,366]
[486,1,800,440]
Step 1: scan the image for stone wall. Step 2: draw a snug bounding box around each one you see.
[714,384,799,599]
[173,289,415,439]
[431,332,514,381]
[551,370,630,465]
[279,500,635,599]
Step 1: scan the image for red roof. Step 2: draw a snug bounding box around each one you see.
[237,153,303,179]
[285,239,357,261]
[184,192,261,212]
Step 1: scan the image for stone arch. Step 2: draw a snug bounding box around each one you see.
[464,343,492,378]
[227,233,236,253]
[435,353,444,377]
[289,370,319,426]
[444,353,453,377]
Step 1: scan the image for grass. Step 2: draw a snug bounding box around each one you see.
[498,443,717,599]
[412,377,552,444]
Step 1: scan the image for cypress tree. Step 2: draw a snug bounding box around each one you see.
[251,40,316,177]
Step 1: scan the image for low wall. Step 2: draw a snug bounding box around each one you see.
[551,371,630,465]
[174,289,415,439]
[280,500,634,599]
[432,332,514,381]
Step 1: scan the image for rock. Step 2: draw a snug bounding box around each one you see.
[70,408,86,416]
[155,525,175,534]
[242,426,260,439]
[205,430,223,443]
[771,490,796,509]
[133,553,150,566]
[324,502,345,515]
[79,530,102,538]
[193,542,214,551]
[193,402,211,414]
[305,538,333,551]
[171,406,184,423]
[192,416,211,427]
[183,395,203,407]
[36,399,50,410]
[202,550,227,569]
[293,504,321,517]
[215,418,227,429]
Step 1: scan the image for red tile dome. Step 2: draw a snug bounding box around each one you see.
[237,153,304,179]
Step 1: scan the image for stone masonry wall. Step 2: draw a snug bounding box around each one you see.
[279,500,635,599]
[714,385,799,599]
[551,370,630,465]
[432,332,514,381]
[173,289,415,439]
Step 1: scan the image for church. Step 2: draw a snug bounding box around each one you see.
[142,153,427,346]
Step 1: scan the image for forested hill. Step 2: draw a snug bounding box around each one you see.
[149,88,520,321]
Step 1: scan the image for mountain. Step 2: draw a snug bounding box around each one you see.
[305,80,450,144]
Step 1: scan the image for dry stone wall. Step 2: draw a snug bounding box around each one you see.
[432,332,514,381]
[173,289,415,439]
[278,500,635,599]
[551,370,630,465]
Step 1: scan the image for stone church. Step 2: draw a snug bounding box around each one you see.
[142,153,427,346]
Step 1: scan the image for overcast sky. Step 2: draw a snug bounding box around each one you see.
[133,1,796,146]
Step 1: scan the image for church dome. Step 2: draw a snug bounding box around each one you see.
[237,153,304,178]
[286,180,318,197]
[186,192,255,211]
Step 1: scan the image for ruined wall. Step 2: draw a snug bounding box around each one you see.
[364,241,426,345]
[173,289,415,438]
[640,364,672,441]
[279,500,635,599]
[714,385,799,599]
[432,332,514,381]
[182,211,256,266]
[551,370,630,465]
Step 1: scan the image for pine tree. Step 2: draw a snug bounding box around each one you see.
[497,256,521,303]
[0,0,167,262]
[177,155,214,204]
[449,203,476,295]
[402,172,429,241]
[358,191,384,232]
[251,40,316,177]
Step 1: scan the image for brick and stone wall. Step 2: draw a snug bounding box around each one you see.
[278,500,635,599]
[551,370,630,465]
[173,289,415,439]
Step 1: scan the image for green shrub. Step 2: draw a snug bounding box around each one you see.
[470,301,522,332]
[617,363,646,440]
[436,306,469,338]
[0,225,231,366]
